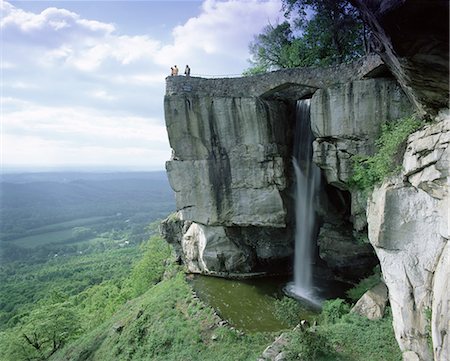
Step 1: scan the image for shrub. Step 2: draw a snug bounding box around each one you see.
[321,298,350,325]
[285,329,334,361]
[128,236,172,296]
[274,297,302,327]
[351,116,422,193]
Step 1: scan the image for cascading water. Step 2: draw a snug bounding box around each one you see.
[286,99,321,306]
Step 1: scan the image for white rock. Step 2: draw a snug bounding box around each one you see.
[181,222,253,274]
[351,283,388,320]
[402,351,420,361]
[367,116,449,361]
[432,241,450,361]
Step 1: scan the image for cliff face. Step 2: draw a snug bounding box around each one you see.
[162,4,449,354]
[368,115,449,361]
[165,95,289,228]
[351,0,449,117]
[162,57,449,360]
[162,56,412,278]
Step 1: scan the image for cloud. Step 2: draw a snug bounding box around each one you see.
[2,99,171,168]
[3,99,168,145]
[1,0,283,169]
[2,134,169,169]
[1,1,115,47]
[155,0,282,74]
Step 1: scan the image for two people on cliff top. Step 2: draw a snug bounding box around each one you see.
[170,65,190,77]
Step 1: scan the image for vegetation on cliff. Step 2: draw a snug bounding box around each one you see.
[351,115,422,193]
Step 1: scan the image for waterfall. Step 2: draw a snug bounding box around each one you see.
[288,99,321,305]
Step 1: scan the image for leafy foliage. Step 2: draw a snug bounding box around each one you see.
[351,116,422,193]
[321,312,402,361]
[0,247,141,330]
[321,298,350,324]
[346,266,381,302]
[283,301,401,361]
[274,296,304,327]
[245,0,366,73]
[285,329,335,361]
[127,236,173,297]
[48,273,273,361]
[0,236,173,361]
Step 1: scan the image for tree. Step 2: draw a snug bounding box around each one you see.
[245,0,367,73]
[244,21,295,74]
[4,302,81,360]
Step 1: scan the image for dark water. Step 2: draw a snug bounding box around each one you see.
[190,273,352,333]
[190,275,317,332]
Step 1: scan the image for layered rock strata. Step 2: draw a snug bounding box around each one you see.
[162,58,410,277]
[367,113,449,361]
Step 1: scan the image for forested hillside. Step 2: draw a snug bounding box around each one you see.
[0,172,176,359]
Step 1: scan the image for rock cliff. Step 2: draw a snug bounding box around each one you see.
[368,114,449,361]
[351,0,449,117]
[162,56,411,279]
[162,5,449,356]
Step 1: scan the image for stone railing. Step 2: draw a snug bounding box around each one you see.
[165,54,383,98]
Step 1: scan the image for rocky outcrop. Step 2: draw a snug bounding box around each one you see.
[432,241,449,361]
[165,96,289,228]
[317,223,377,279]
[351,0,449,117]
[161,212,294,275]
[350,282,388,320]
[367,114,449,361]
[180,223,253,274]
[311,77,412,274]
[311,78,412,190]
[164,57,392,277]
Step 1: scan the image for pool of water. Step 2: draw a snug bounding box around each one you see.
[190,275,317,333]
[190,272,353,333]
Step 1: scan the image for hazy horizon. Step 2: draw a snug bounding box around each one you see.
[1,165,167,174]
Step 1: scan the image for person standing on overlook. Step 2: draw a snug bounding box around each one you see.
[184,65,191,77]
[173,65,179,75]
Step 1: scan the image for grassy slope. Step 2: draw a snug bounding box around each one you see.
[50,273,273,361]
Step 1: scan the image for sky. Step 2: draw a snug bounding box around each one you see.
[1,0,284,171]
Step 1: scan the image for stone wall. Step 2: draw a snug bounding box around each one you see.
[165,55,383,98]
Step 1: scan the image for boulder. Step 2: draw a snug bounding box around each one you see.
[180,223,254,274]
[351,283,388,320]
